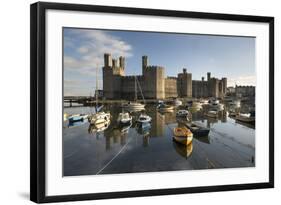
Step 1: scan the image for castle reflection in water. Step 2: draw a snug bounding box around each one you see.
[99,105,229,151]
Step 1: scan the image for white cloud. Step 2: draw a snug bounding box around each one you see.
[64,29,133,96]
[64,29,132,76]
[228,75,256,87]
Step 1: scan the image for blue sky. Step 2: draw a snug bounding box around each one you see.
[64,28,255,96]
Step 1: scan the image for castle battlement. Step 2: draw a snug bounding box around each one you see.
[102,53,227,99]
[146,65,164,69]
[122,75,143,79]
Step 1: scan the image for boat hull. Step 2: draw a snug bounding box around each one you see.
[68,114,88,123]
[173,135,193,146]
[159,107,174,112]
[173,127,193,146]
[236,116,255,123]
[89,113,111,125]
[205,113,218,118]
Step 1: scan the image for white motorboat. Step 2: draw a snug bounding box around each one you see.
[205,110,218,118]
[88,112,111,125]
[136,114,152,123]
[88,120,111,133]
[209,99,224,111]
[117,112,132,125]
[123,101,145,110]
[209,98,219,104]
[236,112,255,123]
[173,99,183,106]
[176,110,190,117]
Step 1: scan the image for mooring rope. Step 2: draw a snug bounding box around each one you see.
[95,135,133,175]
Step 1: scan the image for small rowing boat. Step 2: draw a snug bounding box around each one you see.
[173,126,193,146]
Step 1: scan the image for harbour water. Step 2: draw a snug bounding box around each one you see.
[63,104,255,176]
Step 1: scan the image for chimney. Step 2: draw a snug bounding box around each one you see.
[183,68,187,73]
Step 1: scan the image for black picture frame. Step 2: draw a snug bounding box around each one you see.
[30,1,274,203]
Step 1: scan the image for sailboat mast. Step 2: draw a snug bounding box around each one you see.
[95,64,98,111]
[134,75,137,101]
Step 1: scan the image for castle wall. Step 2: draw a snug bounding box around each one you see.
[102,67,122,99]
[177,69,192,98]
[165,77,177,98]
[192,80,209,98]
[209,78,220,98]
[143,66,165,99]
[121,75,145,100]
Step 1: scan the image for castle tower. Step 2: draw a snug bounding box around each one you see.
[177,68,192,98]
[119,56,125,69]
[104,53,112,67]
[142,55,148,74]
[222,77,227,95]
[207,72,211,81]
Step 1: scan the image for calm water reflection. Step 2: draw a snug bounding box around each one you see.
[63,104,255,176]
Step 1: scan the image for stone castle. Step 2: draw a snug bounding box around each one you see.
[102,53,227,100]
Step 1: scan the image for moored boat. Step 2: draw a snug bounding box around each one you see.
[173,99,183,106]
[88,120,111,133]
[208,98,224,111]
[123,75,146,111]
[199,99,209,105]
[236,111,255,124]
[136,114,152,123]
[158,104,174,112]
[176,109,190,117]
[205,110,218,118]
[173,126,193,146]
[88,112,111,125]
[117,112,132,125]
[209,102,224,111]
[185,122,210,137]
[122,101,145,110]
[88,64,111,125]
[68,114,88,123]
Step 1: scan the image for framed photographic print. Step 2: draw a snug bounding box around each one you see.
[30,2,274,203]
